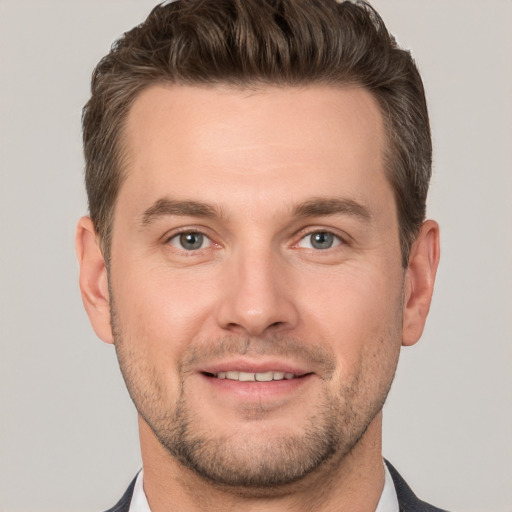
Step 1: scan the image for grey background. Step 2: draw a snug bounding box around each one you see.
[0,1,511,511]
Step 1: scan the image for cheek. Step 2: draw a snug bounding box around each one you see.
[306,263,402,325]
[111,263,221,360]
[300,264,404,374]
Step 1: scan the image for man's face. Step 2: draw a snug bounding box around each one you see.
[107,84,406,486]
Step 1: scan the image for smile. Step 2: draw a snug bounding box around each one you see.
[211,371,301,381]
[199,366,316,401]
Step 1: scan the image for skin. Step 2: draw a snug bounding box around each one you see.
[76,84,440,512]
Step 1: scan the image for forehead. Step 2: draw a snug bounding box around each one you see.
[118,84,390,216]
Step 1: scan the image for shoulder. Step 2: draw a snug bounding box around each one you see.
[385,460,451,512]
[102,476,137,512]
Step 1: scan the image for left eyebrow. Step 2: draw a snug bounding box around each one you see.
[292,197,373,222]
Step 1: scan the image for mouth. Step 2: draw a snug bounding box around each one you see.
[203,370,310,382]
[197,361,317,404]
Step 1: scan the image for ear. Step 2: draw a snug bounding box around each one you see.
[75,216,114,344]
[402,220,440,347]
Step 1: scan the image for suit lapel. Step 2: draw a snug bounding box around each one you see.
[385,460,449,512]
[103,475,137,512]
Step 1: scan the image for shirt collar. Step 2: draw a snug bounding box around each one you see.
[376,462,400,512]
[128,470,150,512]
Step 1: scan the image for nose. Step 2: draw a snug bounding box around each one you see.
[215,247,300,337]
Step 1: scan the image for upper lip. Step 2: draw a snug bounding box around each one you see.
[199,358,312,376]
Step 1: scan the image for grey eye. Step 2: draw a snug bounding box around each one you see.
[169,232,210,251]
[310,232,334,249]
[298,231,341,250]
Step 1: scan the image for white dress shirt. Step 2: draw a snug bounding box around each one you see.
[128,469,151,512]
[128,462,399,512]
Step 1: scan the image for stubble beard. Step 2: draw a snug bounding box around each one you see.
[152,384,347,488]
[110,299,400,491]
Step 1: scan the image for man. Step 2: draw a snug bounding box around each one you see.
[76,0,444,510]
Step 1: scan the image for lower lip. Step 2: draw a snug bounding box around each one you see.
[200,373,314,400]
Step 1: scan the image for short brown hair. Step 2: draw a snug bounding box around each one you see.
[82,0,431,267]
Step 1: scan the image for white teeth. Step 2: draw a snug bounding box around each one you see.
[215,371,298,381]
[255,371,273,382]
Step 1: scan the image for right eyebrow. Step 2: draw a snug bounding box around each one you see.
[139,198,222,226]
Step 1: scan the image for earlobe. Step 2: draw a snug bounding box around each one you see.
[402,220,440,347]
[75,216,114,344]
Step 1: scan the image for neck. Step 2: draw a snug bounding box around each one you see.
[139,413,385,512]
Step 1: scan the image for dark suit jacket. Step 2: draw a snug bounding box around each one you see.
[104,460,449,512]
